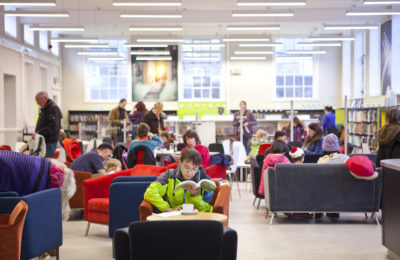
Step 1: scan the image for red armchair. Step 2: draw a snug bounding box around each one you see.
[83,165,167,236]
[206,164,228,179]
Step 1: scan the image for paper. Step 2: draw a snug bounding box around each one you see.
[152,211,181,218]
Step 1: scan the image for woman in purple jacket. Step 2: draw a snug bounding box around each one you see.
[232,100,257,153]
[129,101,148,139]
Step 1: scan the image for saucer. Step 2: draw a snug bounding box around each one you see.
[181,209,198,215]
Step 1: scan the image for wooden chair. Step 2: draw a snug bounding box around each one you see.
[70,170,92,209]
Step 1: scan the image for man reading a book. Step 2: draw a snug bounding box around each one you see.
[144,148,214,212]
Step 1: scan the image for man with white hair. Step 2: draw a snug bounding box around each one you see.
[34,91,63,158]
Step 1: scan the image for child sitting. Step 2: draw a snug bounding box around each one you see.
[258,141,291,196]
[247,129,268,160]
[105,158,122,174]
[144,148,213,212]
[317,134,349,164]
[289,147,305,163]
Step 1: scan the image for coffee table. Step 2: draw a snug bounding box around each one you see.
[147,212,227,223]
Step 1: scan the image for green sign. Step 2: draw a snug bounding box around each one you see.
[177,102,227,119]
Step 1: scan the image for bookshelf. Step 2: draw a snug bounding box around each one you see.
[68,110,110,140]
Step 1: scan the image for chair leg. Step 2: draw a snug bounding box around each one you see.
[269,213,275,226]
[252,197,256,206]
[365,213,368,219]
[257,198,261,210]
[373,213,380,225]
[85,222,91,236]
[56,247,60,260]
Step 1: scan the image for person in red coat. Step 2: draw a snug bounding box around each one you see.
[180,129,210,168]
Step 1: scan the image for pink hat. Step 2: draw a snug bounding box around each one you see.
[346,156,378,180]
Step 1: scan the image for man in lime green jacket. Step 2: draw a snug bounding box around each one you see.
[144,148,213,212]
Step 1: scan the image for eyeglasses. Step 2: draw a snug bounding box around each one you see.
[182,164,199,173]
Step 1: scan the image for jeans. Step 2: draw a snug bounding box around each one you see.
[45,142,57,158]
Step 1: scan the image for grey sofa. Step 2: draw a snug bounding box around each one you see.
[264,163,382,225]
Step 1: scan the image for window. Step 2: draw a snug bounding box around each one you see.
[39,31,48,51]
[24,24,34,45]
[181,39,223,100]
[4,7,17,38]
[87,39,129,101]
[51,31,59,56]
[275,38,314,99]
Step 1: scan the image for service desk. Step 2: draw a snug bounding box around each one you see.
[381,159,400,260]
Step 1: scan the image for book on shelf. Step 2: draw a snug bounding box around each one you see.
[174,179,216,193]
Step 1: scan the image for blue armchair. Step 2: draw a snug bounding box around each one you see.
[0,189,63,260]
[108,176,157,237]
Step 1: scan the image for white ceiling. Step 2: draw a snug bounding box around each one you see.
[4,0,398,39]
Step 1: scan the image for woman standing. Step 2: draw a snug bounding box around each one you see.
[129,101,147,139]
[377,109,400,167]
[302,123,324,154]
[232,100,257,153]
[284,117,307,143]
[142,101,165,135]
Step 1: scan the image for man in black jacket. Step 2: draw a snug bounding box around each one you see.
[34,91,63,158]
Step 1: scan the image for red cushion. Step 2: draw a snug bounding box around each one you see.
[206,164,227,179]
[258,143,272,155]
[165,162,178,170]
[88,198,109,213]
[130,164,168,176]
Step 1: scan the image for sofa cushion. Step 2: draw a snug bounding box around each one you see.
[88,198,109,213]
[130,165,167,177]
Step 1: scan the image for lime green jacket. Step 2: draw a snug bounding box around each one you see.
[247,139,268,159]
[144,167,213,213]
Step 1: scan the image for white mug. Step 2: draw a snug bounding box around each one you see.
[182,203,194,212]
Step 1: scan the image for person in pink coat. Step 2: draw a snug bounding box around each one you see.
[181,129,210,168]
[258,141,291,196]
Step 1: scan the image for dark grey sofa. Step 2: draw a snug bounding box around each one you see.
[264,163,382,225]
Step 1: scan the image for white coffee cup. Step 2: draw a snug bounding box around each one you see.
[182,203,194,212]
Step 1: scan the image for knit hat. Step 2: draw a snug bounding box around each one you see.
[289,146,304,159]
[346,156,378,180]
[322,133,339,152]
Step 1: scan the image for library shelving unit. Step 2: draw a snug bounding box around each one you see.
[68,110,110,140]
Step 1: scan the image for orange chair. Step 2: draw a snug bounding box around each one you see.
[70,170,92,209]
[139,181,231,226]
[0,200,28,260]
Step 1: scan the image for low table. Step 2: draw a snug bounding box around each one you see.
[147,212,227,223]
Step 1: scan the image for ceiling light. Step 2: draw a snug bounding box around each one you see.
[237,0,306,6]
[227,25,280,31]
[297,42,342,47]
[363,0,400,4]
[78,51,118,55]
[30,26,85,31]
[346,10,400,15]
[230,56,267,60]
[120,13,183,18]
[286,50,327,54]
[64,44,109,48]
[232,11,294,17]
[51,38,98,43]
[137,39,183,43]
[130,51,170,55]
[234,51,274,54]
[276,56,313,61]
[223,38,269,42]
[113,1,181,6]
[184,57,220,61]
[124,44,168,48]
[0,0,56,6]
[129,26,182,31]
[308,36,355,41]
[181,43,225,47]
[136,56,172,61]
[239,43,283,47]
[4,11,69,17]
[88,57,125,61]
[324,24,379,30]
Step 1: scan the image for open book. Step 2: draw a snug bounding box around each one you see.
[174,179,217,193]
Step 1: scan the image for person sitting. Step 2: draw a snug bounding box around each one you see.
[181,129,210,168]
[317,134,349,164]
[302,123,324,155]
[144,148,213,212]
[258,141,291,196]
[289,147,305,163]
[160,131,175,150]
[105,158,122,174]
[128,122,162,156]
[247,129,268,160]
[70,143,113,176]
[264,131,293,162]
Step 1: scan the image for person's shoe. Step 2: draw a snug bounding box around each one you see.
[327,213,340,219]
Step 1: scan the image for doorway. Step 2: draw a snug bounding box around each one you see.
[2,74,17,149]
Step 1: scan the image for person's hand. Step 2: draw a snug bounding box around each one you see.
[147,132,154,139]
[187,186,200,196]
[244,122,249,127]
[165,208,176,212]
[32,133,36,140]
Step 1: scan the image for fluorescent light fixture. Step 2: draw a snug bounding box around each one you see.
[130,51,170,55]
[363,0,400,4]
[30,26,85,31]
[239,43,283,47]
[234,51,274,54]
[64,44,109,48]
[227,25,280,31]
[78,51,118,55]
[88,57,125,61]
[120,13,183,18]
[230,56,267,60]
[276,56,313,61]
[286,50,327,54]
[137,39,183,43]
[124,44,168,48]
[232,11,294,17]
[324,24,379,30]
[129,26,182,31]
[181,43,225,47]
[136,56,172,61]
[237,0,306,6]
[223,38,269,42]
[297,42,342,47]
[346,10,400,15]
[184,57,220,61]
[308,36,355,41]
[113,1,181,6]
[0,0,56,6]
[51,38,98,43]
[4,11,69,17]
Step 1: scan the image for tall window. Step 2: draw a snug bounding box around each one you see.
[87,39,128,101]
[39,31,48,51]
[275,38,314,99]
[51,31,59,56]
[4,7,17,38]
[181,39,223,100]
[24,24,34,45]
